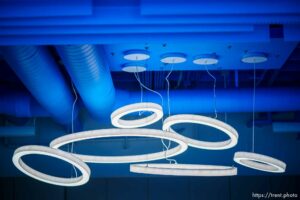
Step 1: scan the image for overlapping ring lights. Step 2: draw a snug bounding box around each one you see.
[12,50,286,186]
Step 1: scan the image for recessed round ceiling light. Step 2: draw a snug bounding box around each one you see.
[111,102,163,128]
[193,54,219,65]
[130,164,237,176]
[122,63,147,73]
[241,52,268,64]
[12,145,90,186]
[123,50,150,61]
[50,128,188,164]
[234,152,286,173]
[163,114,238,150]
[160,53,187,64]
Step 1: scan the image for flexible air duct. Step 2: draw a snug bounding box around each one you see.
[1,46,75,124]
[56,45,115,119]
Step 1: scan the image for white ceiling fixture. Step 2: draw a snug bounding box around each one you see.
[160,53,187,64]
[241,52,268,64]
[193,53,219,65]
[130,164,237,176]
[234,152,286,173]
[12,145,90,187]
[111,102,163,128]
[234,53,286,173]
[163,114,238,150]
[122,63,147,73]
[123,49,150,61]
[50,128,188,163]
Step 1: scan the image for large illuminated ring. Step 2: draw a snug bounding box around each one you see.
[234,152,286,173]
[163,114,238,150]
[130,164,237,176]
[50,128,188,163]
[111,103,163,128]
[12,145,90,186]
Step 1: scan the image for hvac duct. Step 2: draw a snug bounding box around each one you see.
[0,92,48,117]
[115,88,300,113]
[1,46,76,124]
[56,45,115,119]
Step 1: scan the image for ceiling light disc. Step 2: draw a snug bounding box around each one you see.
[50,128,188,164]
[241,52,268,64]
[193,54,219,65]
[130,164,237,176]
[234,152,286,173]
[111,102,163,128]
[160,53,187,64]
[122,63,146,73]
[163,114,238,150]
[123,50,150,61]
[12,145,90,186]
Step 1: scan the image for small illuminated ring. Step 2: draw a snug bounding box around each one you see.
[111,102,163,128]
[12,145,90,186]
[130,164,237,176]
[50,128,188,163]
[234,152,286,173]
[163,114,238,150]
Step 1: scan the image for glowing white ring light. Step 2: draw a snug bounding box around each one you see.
[130,164,237,176]
[111,103,163,128]
[12,145,90,186]
[234,152,286,173]
[163,114,238,150]
[50,129,188,163]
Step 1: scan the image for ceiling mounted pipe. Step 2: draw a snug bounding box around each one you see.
[0,92,49,117]
[1,46,75,124]
[114,88,300,113]
[0,126,35,137]
[272,122,300,133]
[56,45,115,119]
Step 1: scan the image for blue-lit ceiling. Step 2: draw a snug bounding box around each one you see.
[0,0,300,178]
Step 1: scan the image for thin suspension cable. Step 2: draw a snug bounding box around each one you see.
[133,72,168,156]
[164,63,177,164]
[166,64,174,118]
[205,65,218,119]
[252,62,256,152]
[223,74,227,122]
[134,72,164,108]
[70,82,78,178]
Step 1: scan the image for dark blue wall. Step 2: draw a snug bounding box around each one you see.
[1,176,299,200]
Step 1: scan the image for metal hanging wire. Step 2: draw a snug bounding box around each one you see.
[205,65,218,119]
[252,62,256,152]
[70,82,78,178]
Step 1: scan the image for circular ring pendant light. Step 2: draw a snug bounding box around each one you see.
[234,52,286,173]
[111,102,163,128]
[234,152,286,173]
[163,114,238,150]
[12,145,90,186]
[50,128,188,163]
[130,164,237,176]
